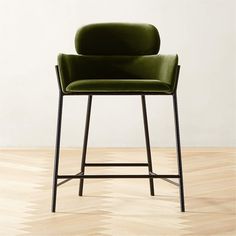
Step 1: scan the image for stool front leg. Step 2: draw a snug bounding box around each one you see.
[173,93,185,212]
[79,95,93,196]
[51,93,64,212]
[141,95,155,196]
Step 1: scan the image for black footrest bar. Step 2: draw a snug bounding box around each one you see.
[85,163,149,167]
[58,174,180,179]
[57,172,83,187]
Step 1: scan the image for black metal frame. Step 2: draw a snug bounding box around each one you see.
[51,65,185,212]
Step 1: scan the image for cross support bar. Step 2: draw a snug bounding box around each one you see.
[85,163,149,167]
[58,174,179,179]
[57,172,83,187]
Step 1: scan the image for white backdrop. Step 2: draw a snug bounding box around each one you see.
[0,0,235,147]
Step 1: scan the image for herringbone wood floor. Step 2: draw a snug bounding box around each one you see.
[0,148,235,235]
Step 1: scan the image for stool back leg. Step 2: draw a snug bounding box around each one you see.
[51,94,63,212]
[173,93,185,212]
[79,95,93,196]
[141,95,155,196]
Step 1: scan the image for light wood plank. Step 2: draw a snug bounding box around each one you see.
[0,148,235,235]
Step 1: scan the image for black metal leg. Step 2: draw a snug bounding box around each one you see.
[173,93,185,212]
[51,93,63,212]
[141,95,155,196]
[79,95,93,196]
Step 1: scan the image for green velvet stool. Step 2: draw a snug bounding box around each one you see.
[52,23,185,212]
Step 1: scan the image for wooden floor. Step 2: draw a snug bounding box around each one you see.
[0,148,235,235]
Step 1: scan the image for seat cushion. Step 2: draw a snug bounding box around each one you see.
[66,79,171,93]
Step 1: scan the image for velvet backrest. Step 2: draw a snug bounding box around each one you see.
[75,23,160,55]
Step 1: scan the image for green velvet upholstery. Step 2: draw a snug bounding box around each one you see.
[67,79,171,93]
[75,23,160,55]
[57,23,178,94]
[58,54,178,94]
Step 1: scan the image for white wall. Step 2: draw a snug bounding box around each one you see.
[0,0,235,147]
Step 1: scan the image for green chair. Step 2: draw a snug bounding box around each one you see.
[52,23,185,212]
